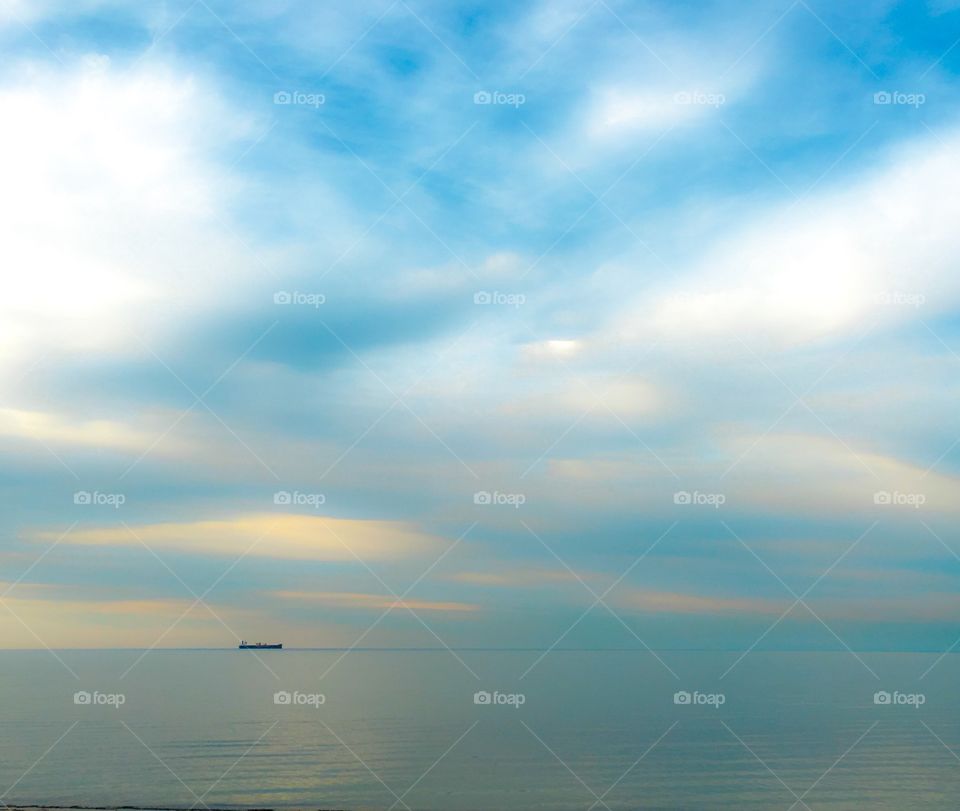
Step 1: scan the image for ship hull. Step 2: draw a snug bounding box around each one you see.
[238,643,282,649]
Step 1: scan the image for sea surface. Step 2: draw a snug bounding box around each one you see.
[0,649,957,810]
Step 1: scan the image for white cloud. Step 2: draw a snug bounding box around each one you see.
[0,56,261,376]
[722,433,960,518]
[616,125,960,348]
[588,86,725,137]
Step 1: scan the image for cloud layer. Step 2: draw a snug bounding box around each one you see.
[1,0,959,652]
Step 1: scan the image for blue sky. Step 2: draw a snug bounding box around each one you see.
[1,0,959,656]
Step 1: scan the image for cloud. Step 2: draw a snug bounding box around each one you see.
[587,86,725,138]
[616,587,783,616]
[273,591,478,612]
[0,54,261,379]
[617,126,960,348]
[503,374,665,421]
[1,0,959,653]
[0,589,240,648]
[29,514,443,562]
[722,433,960,517]
[0,407,179,454]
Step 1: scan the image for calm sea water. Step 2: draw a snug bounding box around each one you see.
[0,649,957,810]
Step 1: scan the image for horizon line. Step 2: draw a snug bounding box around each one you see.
[0,646,955,654]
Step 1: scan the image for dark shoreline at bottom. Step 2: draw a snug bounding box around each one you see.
[7,806,350,811]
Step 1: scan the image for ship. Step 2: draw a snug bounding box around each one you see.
[238,640,282,649]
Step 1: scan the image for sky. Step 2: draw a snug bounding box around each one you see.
[1,0,959,655]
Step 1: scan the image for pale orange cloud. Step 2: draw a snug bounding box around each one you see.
[0,407,170,452]
[0,590,242,648]
[29,513,441,562]
[617,588,784,616]
[274,590,479,612]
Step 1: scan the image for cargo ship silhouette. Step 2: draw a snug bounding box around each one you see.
[238,640,282,649]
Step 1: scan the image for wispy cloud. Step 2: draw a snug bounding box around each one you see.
[30,514,443,562]
[274,591,479,612]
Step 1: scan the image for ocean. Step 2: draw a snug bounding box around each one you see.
[0,649,956,810]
